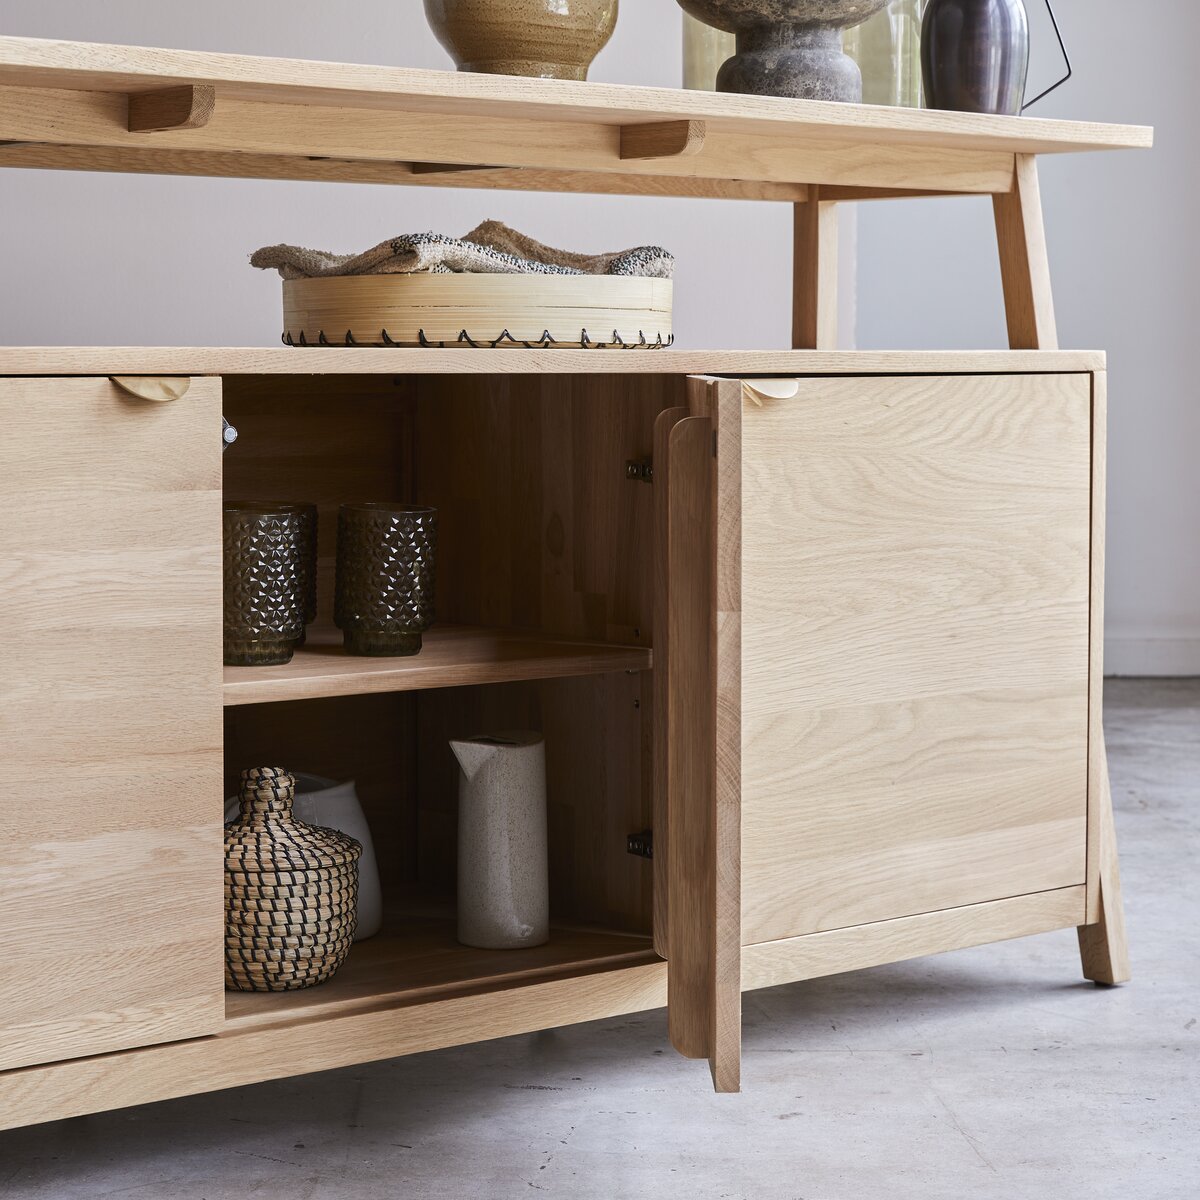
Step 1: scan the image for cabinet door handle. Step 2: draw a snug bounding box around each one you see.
[109,376,191,403]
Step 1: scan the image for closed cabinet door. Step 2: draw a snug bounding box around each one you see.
[0,376,224,1071]
[697,372,1093,954]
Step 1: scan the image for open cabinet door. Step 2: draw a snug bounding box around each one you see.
[654,392,741,1092]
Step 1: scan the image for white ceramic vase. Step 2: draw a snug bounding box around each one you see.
[225,772,382,941]
[451,732,549,950]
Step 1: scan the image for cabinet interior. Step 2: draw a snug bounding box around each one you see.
[219,373,682,1030]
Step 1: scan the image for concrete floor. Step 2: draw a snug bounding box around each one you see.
[1,679,1196,1199]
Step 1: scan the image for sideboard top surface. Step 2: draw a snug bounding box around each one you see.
[0,36,1151,200]
[0,348,1106,377]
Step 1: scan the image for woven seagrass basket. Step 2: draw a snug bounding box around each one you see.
[224,766,362,992]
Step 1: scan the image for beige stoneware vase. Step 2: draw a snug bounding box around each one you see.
[451,732,550,950]
[423,0,619,81]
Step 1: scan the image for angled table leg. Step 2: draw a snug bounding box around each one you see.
[993,154,1058,350]
[1077,731,1131,984]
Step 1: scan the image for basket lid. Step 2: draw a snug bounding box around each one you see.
[225,767,362,871]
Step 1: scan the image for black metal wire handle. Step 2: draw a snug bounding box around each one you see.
[1022,0,1072,111]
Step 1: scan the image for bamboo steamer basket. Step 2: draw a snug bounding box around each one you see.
[281,273,674,348]
[224,766,362,992]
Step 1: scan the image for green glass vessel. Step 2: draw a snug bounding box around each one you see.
[222,502,309,666]
[844,0,926,108]
[335,504,438,657]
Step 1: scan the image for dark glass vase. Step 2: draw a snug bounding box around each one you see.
[222,503,309,666]
[921,0,1029,116]
[335,504,438,657]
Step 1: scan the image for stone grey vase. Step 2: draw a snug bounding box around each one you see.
[921,0,1030,116]
[451,732,549,950]
[676,0,891,101]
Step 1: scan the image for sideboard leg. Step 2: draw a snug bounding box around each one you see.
[993,154,1058,350]
[1077,734,1131,985]
[792,190,838,350]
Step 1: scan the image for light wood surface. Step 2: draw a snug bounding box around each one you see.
[661,412,740,1091]
[663,416,717,1066]
[742,886,1086,991]
[1085,371,1108,922]
[0,36,1151,154]
[0,960,668,1132]
[282,274,673,348]
[224,915,657,1032]
[652,406,691,958]
[1077,732,1130,985]
[0,347,1108,377]
[688,376,746,1095]
[994,155,1058,350]
[224,626,651,706]
[792,190,839,350]
[0,33,1150,202]
[736,373,1093,946]
[0,376,224,1072]
[108,374,191,402]
[126,84,215,132]
[620,120,707,160]
[0,81,1023,196]
[0,141,812,203]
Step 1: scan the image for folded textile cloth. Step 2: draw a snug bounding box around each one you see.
[251,220,673,280]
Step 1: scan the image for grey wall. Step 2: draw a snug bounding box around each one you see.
[0,1,795,350]
[856,0,1200,674]
[1,1,1192,673]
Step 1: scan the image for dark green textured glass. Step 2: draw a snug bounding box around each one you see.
[223,503,309,666]
[335,503,437,657]
[289,502,318,646]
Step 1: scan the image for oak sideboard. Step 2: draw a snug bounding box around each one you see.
[0,35,1150,1125]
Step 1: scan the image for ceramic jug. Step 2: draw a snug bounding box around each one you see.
[451,732,549,950]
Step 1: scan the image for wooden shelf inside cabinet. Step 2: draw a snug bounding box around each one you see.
[222,626,651,706]
[223,916,658,1033]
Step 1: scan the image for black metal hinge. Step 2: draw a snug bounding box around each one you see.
[626,829,653,859]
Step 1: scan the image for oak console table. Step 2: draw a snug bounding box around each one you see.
[0,36,1151,1123]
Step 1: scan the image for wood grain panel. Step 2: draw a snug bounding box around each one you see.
[0,376,223,1071]
[737,374,1093,945]
[1076,734,1130,984]
[742,886,1086,991]
[0,348,1108,378]
[0,960,668,1132]
[994,155,1058,350]
[792,191,839,350]
[224,916,655,1031]
[0,83,1019,194]
[1085,371,1107,922]
[663,416,718,1070]
[406,374,674,937]
[652,406,691,958]
[0,141,812,202]
[0,36,1151,153]
[224,625,651,706]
